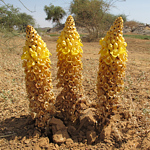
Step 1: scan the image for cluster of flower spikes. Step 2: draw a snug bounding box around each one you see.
[97,17,128,127]
[56,15,86,122]
[21,25,55,128]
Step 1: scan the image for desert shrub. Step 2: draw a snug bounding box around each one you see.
[0,4,35,32]
[70,0,127,41]
[124,20,140,31]
[44,4,66,26]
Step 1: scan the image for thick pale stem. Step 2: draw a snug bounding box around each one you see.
[97,17,128,127]
[21,25,55,128]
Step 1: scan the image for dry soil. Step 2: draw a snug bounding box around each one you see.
[0,34,150,150]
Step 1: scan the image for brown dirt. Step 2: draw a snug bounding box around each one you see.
[0,33,150,150]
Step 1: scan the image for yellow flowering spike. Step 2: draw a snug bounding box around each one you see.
[21,25,55,128]
[55,15,86,122]
[97,17,128,127]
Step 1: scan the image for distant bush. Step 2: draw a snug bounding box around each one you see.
[44,4,66,26]
[70,0,127,41]
[0,4,35,32]
[124,34,150,40]
[124,21,140,31]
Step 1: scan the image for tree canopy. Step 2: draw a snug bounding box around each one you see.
[44,4,66,26]
[0,4,35,32]
[70,0,127,41]
[17,12,35,31]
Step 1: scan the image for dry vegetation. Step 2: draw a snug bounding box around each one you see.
[0,33,150,149]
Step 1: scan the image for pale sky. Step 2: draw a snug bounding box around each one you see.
[1,0,150,27]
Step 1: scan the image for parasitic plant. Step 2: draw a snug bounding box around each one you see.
[97,17,128,127]
[21,25,55,128]
[56,15,86,122]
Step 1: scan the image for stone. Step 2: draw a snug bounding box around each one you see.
[111,126,122,142]
[78,137,83,142]
[66,138,74,146]
[53,130,70,144]
[33,130,41,138]
[68,125,77,136]
[49,117,70,144]
[49,117,65,127]
[47,143,56,150]
[33,145,41,150]
[86,130,97,144]
[49,117,66,133]
[72,136,78,143]
[21,136,26,144]
[53,130,66,144]
[142,137,150,149]
[55,144,59,149]
[78,108,97,131]
[39,137,49,148]
[24,139,30,144]
[100,123,112,141]
[51,125,57,135]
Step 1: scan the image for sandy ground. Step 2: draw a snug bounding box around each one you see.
[0,34,150,150]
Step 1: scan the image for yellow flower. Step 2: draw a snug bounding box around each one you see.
[29,49,38,60]
[27,59,35,68]
[21,51,31,60]
[103,55,113,65]
[21,25,55,128]
[114,42,118,49]
[56,15,84,122]
[62,47,70,55]
[99,48,109,56]
[108,43,113,51]
[97,17,128,127]
[110,49,119,57]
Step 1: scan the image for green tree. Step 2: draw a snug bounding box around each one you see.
[101,13,127,30]
[17,13,35,31]
[44,4,66,26]
[70,0,126,41]
[0,4,35,32]
[0,5,20,30]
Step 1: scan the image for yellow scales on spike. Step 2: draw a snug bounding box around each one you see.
[97,17,128,127]
[21,25,55,128]
[56,15,86,122]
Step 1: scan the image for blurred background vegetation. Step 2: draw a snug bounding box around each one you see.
[69,0,127,41]
[0,0,143,41]
[0,4,35,32]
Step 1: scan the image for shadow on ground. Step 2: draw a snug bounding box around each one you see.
[0,115,37,141]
